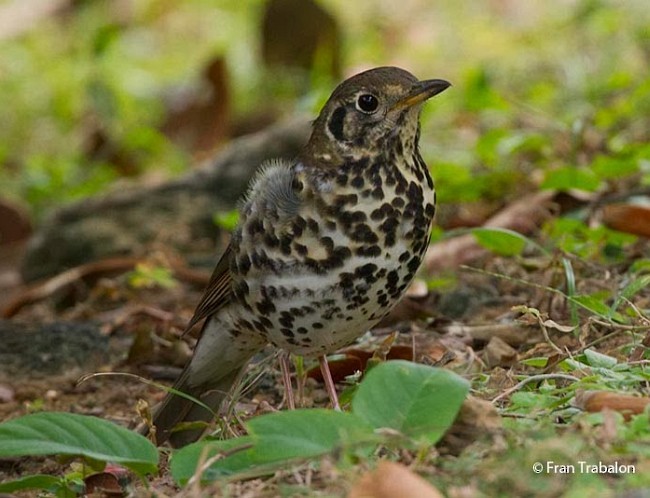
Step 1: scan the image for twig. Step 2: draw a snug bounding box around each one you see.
[491,373,580,404]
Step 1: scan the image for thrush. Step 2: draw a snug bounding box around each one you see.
[148,66,450,447]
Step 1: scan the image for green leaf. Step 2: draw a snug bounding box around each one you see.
[583,349,618,369]
[170,437,256,484]
[569,294,626,323]
[170,410,372,483]
[0,412,158,476]
[245,409,372,456]
[520,357,551,368]
[213,210,240,232]
[541,167,601,192]
[0,474,63,494]
[471,227,530,256]
[352,360,470,445]
[591,155,639,180]
[610,274,650,316]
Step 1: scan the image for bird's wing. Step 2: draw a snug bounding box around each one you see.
[183,244,233,334]
[183,159,301,335]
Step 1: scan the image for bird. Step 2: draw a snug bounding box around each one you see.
[147,66,451,447]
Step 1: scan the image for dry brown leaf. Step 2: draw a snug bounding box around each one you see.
[425,191,556,271]
[84,471,125,497]
[601,203,650,238]
[575,390,650,420]
[0,383,15,403]
[483,336,518,368]
[307,346,414,383]
[444,322,535,347]
[443,396,503,455]
[348,461,443,498]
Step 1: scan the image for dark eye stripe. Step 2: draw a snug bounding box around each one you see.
[328,106,346,141]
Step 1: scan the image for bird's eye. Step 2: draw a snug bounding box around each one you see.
[356,94,379,113]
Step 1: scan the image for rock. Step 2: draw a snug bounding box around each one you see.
[21,117,311,282]
[0,320,109,379]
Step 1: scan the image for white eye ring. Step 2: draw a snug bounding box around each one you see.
[356,93,379,113]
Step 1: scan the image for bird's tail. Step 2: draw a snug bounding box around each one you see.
[142,365,244,448]
[141,317,265,447]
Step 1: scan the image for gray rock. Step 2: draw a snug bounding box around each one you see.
[21,117,311,281]
[0,320,108,379]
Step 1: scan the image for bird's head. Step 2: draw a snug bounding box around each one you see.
[304,66,450,165]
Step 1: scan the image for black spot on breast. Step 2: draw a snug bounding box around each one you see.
[407,255,421,273]
[330,246,352,264]
[279,312,294,328]
[355,263,378,280]
[252,321,265,333]
[256,297,276,315]
[279,235,292,256]
[356,244,381,257]
[294,243,308,256]
[307,218,319,233]
[247,219,264,236]
[371,203,394,221]
[335,193,358,206]
[237,254,251,274]
[233,280,249,300]
[349,224,379,243]
[320,236,334,251]
[328,106,347,141]
[386,269,399,291]
[351,176,364,188]
[264,232,279,248]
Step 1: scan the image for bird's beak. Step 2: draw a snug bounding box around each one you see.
[392,79,451,111]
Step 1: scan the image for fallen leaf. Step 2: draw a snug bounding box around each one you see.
[84,472,124,497]
[601,203,650,238]
[443,396,503,455]
[425,191,556,271]
[348,461,443,498]
[542,319,575,333]
[575,390,650,420]
[0,383,15,403]
[307,346,414,383]
[483,336,518,368]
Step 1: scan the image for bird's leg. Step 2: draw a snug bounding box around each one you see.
[280,352,295,410]
[319,355,341,411]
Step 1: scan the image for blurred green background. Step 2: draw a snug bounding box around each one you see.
[1,0,649,220]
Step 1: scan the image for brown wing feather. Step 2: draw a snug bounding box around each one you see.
[184,244,234,334]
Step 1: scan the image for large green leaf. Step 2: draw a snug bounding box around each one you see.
[171,410,372,483]
[0,474,64,494]
[352,361,470,445]
[171,362,469,485]
[0,412,158,476]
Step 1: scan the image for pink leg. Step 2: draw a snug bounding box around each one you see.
[280,353,295,410]
[319,355,341,411]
